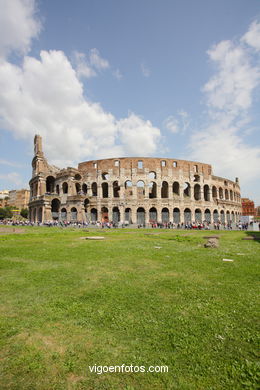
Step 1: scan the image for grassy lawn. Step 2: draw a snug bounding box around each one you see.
[0,227,259,389]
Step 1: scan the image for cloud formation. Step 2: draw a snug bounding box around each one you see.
[0,0,41,59]
[164,110,190,134]
[141,62,151,77]
[74,48,110,79]
[189,20,260,195]
[0,0,161,168]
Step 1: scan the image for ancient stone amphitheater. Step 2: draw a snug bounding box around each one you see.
[29,135,242,225]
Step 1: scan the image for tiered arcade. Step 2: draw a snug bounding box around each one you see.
[29,135,242,224]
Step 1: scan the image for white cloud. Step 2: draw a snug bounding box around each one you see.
[0,0,161,167]
[141,62,151,77]
[203,40,259,115]
[164,110,190,134]
[241,20,260,51]
[0,0,41,59]
[189,20,260,201]
[89,48,109,70]
[0,172,24,188]
[73,51,97,79]
[113,68,123,80]
[0,159,24,168]
[0,49,161,167]
[117,113,161,155]
[73,49,111,79]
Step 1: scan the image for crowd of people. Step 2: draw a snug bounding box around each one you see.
[0,219,256,230]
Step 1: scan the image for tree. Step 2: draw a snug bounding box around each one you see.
[0,208,6,220]
[20,208,29,218]
[0,207,13,220]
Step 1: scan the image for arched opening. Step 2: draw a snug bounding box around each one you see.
[148,171,156,180]
[225,189,229,200]
[212,186,217,199]
[226,211,230,223]
[75,174,81,181]
[173,208,180,223]
[213,209,219,223]
[162,208,169,223]
[46,176,55,193]
[173,182,180,196]
[33,208,36,222]
[91,208,97,222]
[149,182,157,198]
[75,182,81,194]
[194,184,201,200]
[101,206,109,222]
[204,185,210,201]
[82,183,88,194]
[231,211,235,222]
[194,175,200,182]
[220,210,225,223]
[149,207,157,223]
[204,209,211,223]
[184,208,191,223]
[38,207,42,223]
[56,184,60,195]
[71,207,77,221]
[102,182,108,198]
[61,207,67,221]
[62,182,68,194]
[84,198,89,213]
[184,182,191,197]
[112,207,120,223]
[51,198,60,220]
[230,190,233,201]
[161,181,168,198]
[137,207,145,225]
[92,182,97,197]
[113,181,120,198]
[195,208,202,222]
[125,208,131,223]
[137,180,145,197]
[102,172,109,180]
[219,187,224,199]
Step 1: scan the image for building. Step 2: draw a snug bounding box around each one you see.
[8,189,30,212]
[0,190,10,208]
[29,135,242,224]
[241,198,255,216]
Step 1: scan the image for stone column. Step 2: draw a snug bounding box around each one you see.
[108,182,113,199]
[168,183,173,200]
[132,184,137,199]
[145,207,150,225]
[131,207,137,224]
[119,205,124,223]
[157,182,161,199]
[144,183,149,199]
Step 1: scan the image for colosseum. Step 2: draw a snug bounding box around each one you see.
[29,135,242,225]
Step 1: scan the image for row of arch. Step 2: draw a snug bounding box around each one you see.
[44,176,241,203]
[50,198,240,224]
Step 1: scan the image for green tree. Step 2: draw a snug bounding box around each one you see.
[0,208,6,220]
[4,206,13,219]
[20,208,29,218]
[0,207,13,220]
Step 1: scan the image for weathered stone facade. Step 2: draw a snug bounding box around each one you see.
[29,135,242,224]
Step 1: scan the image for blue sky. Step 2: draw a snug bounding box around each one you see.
[0,0,260,204]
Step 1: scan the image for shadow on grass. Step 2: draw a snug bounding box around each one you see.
[244,230,260,243]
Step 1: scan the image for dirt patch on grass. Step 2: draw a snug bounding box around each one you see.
[0,227,26,234]
[16,332,65,354]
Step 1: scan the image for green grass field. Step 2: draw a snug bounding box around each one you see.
[0,227,259,390]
